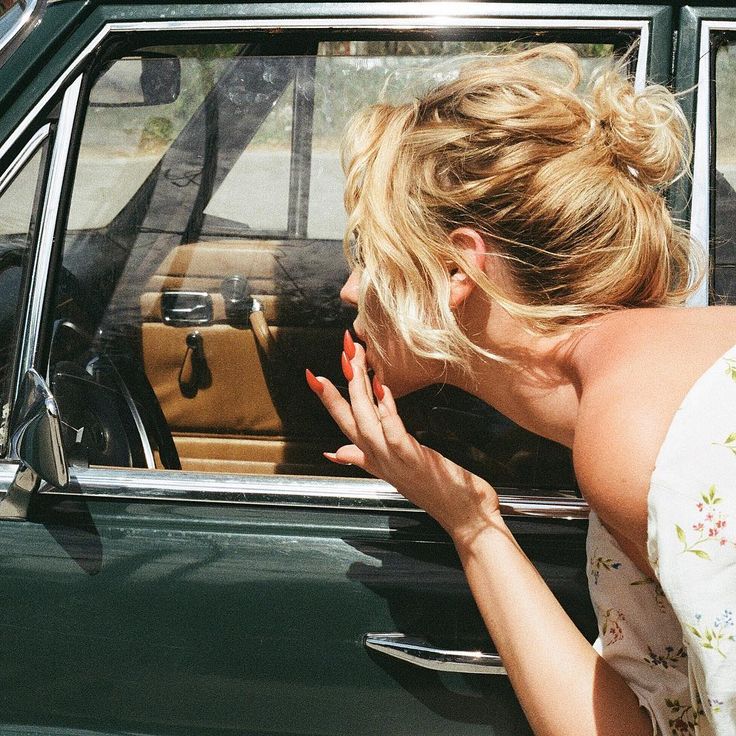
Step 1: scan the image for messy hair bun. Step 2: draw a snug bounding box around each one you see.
[589,67,690,186]
[342,44,700,369]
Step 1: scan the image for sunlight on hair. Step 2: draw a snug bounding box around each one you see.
[341,44,703,372]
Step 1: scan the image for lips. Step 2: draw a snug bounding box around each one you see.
[352,323,365,342]
[348,325,378,376]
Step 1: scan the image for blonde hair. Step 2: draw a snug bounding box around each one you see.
[341,44,700,369]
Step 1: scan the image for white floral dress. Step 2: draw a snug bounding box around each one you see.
[587,345,736,736]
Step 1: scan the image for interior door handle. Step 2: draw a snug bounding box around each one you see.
[248,301,278,360]
[364,633,506,675]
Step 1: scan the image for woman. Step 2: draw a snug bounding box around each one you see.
[304,46,735,735]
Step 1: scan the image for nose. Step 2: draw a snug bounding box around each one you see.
[340,269,360,307]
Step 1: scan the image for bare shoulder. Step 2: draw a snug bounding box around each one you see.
[571,306,736,547]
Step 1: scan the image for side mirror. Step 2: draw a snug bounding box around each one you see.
[0,369,69,519]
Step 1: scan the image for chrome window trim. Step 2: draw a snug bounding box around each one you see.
[7,464,588,519]
[0,0,41,60]
[0,123,48,197]
[0,14,651,164]
[13,74,81,400]
[5,11,658,520]
[689,19,736,307]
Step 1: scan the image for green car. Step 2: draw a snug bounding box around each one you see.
[0,1,731,734]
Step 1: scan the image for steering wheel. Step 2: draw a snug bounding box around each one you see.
[48,258,181,471]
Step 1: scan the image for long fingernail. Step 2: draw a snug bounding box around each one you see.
[323,452,352,466]
[372,374,385,401]
[341,351,354,382]
[305,369,324,395]
[343,330,356,360]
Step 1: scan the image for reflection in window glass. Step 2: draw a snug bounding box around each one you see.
[205,80,293,232]
[0,0,21,17]
[0,1,28,41]
[0,142,44,451]
[714,39,736,303]
[69,48,238,231]
[0,148,41,235]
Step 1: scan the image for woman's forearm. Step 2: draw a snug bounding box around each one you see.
[453,514,652,736]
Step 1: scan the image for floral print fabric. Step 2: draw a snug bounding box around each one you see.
[587,513,696,735]
[588,345,736,736]
[647,345,736,734]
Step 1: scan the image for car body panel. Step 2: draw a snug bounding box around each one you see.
[0,488,591,735]
[0,2,720,734]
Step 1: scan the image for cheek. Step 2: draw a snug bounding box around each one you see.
[369,339,429,397]
[362,331,399,383]
[359,295,437,394]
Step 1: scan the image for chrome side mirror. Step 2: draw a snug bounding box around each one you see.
[10,368,69,487]
[0,369,69,520]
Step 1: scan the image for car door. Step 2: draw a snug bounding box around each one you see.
[0,4,672,735]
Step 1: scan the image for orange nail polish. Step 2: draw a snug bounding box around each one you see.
[343,330,356,360]
[305,369,324,395]
[341,351,354,382]
[372,374,385,401]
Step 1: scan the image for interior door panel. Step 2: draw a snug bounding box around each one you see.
[140,240,348,473]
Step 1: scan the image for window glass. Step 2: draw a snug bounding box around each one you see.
[308,41,613,240]
[0,140,45,452]
[714,38,736,302]
[0,0,22,18]
[53,38,626,497]
[0,1,30,42]
[204,79,294,232]
[69,46,239,231]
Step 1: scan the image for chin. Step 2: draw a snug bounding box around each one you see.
[366,345,439,398]
[377,369,435,399]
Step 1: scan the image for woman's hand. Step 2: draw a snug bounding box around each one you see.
[306,335,501,547]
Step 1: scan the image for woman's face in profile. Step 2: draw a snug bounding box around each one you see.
[340,268,443,397]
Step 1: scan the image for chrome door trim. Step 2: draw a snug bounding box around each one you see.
[0,0,41,59]
[0,12,652,165]
[98,18,652,29]
[686,20,735,306]
[13,74,81,403]
[4,464,589,518]
[0,122,48,197]
[364,633,506,675]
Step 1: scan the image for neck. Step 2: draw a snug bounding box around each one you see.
[444,304,584,448]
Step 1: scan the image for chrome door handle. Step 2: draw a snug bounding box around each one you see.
[364,633,506,675]
[161,291,213,326]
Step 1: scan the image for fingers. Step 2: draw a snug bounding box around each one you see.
[305,370,358,442]
[307,339,405,466]
[347,344,384,440]
[324,444,367,467]
[374,382,416,459]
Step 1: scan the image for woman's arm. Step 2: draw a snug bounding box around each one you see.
[456,517,651,736]
[308,345,652,736]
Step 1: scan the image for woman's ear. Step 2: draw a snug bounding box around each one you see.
[448,227,487,308]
